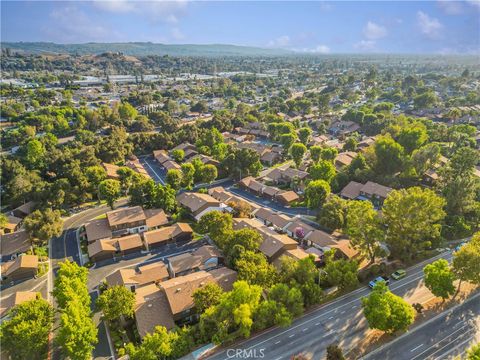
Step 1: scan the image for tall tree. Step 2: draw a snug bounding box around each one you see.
[317,195,348,231]
[290,143,307,168]
[96,285,135,321]
[373,135,405,175]
[98,179,121,209]
[362,282,415,334]
[423,259,456,302]
[309,160,336,183]
[24,208,63,243]
[305,180,331,209]
[193,283,224,313]
[0,298,54,360]
[452,232,480,296]
[382,187,446,261]
[346,201,384,264]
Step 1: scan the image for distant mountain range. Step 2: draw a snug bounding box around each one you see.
[2,42,294,57]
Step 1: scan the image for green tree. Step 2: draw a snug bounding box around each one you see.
[309,160,336,183]
[346,201,384,264]
[361,282,415,334]
[198,211,233,248]
[193,283,224,313]
[397,123,428,154]
[222,148,262,180]
[118,102,138,123]
[199,281,262,344]
[24,139,46,169]
[320,147,338,162]
[305,180,331,209]
[24,208,63,243]
[85,165,107,194]
[165,169,182,190]
[200,164,218,184]
[0,298,54,360]
[57,299,98,360]
[382,187,446,261]
[466,343,480,360]
[374,135,405,175]
[96,285,135,321]
[269,283,304,318]
[53,260,90,309]
[171,149,185,163]
[290,143,307,168]
[322,251,359,290]
[181,163,195,189]
[318,195,348,231]
[310,145,323,162]
[423,259,456,302]
[235,251,278,288]
[280,133,296,151]
[98,179,121,209]
[452,233,480,295]
[298,127,312,145]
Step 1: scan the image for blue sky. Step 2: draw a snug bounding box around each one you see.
[1,1,479,54]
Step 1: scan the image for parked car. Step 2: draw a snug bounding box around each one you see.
[391,269,406,280]
[369,276,390,289]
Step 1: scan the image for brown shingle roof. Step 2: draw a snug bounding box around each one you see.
[275,191,299,204]
[0,230,31,257]
[360,181,392,199]
[2,255,38,276]
[117,234,144,251]
[332,239,359,259]
[259,234,297,259]
[0,291,39,318]
[105,268,138,287]
[88,239,116,258]
[176,192,220,213]
[168,253,203,274]
[84,218,112,242]
[102,163,120,178]
[132,262,169,284]
[135,284,175,337]
[305,230,337,247]
[144,209,168,228]
[106,206,146,227]
[160,271,215,314]
[4,215,22,231]
[340,181,363,199]
[209,267,237,291]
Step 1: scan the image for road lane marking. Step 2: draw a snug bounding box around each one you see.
[329,316,334,319]
[315,322,320,326]
[411,324,474,360]
[142,159,165,185]
[302,328,308,332]
[341,311,346,314]
[274,341,281,345]
[426,328,476,359]
[436,332,477,359]
[289,334,294,338]
[410,344,424,352]
[226,252,454,356]
[322,331,334,338]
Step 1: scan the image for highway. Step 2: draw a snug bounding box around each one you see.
[364,291,480,360]
[206,251,454,360]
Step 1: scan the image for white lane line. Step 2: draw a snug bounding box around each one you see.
[426,329,476,359]
[274,340,281,345]
[315,322,320,326]
[143,159,165,185]
[288,334,295,338]
[352,305,357,309]
[436,332,477,359]
[410,344,424,352]
[329,316,334,319]
[341,311,346,314]
[322,331,334,338]
[237,252,454,354]
[411,323,473,360]
[302,328,308,332]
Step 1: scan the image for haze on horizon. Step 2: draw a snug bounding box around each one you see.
[1,0,480,55]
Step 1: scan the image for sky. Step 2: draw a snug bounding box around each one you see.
[1,0,479,54]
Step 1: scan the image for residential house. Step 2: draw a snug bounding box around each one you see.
[0,230,31,262]
[332,239,360,260]
[143,223,193,249]
[1,255,39,282]
[11,201,35,219]
[259,234,298,262]
[334,151,357,170]
[88,234,144,262]
[340,181,392,206]
[0,291,40,318]
[284,220,315,241]
[275,191,300,206]
[176,192,229,221]
[238,176,264,196]
[125,159,151,179]
[83,219,112,244]
[106,262,170,291]
[1,215,22,234]
[167,245,222,277]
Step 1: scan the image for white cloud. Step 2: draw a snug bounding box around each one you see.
[363,21,387,40]
[47,6,120,42]
[93,0,188,24]
[311,45,330,54]
[417,11,443,38]
[267,35,291,48]
[354,40,376,51]
[465,0,480,9]
[170,27,185,40]
[437,0,463,15]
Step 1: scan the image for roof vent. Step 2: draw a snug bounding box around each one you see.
[176,288,182,292]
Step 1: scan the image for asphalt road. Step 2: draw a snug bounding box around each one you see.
[364,291,480,360]
[206,251,454,360]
